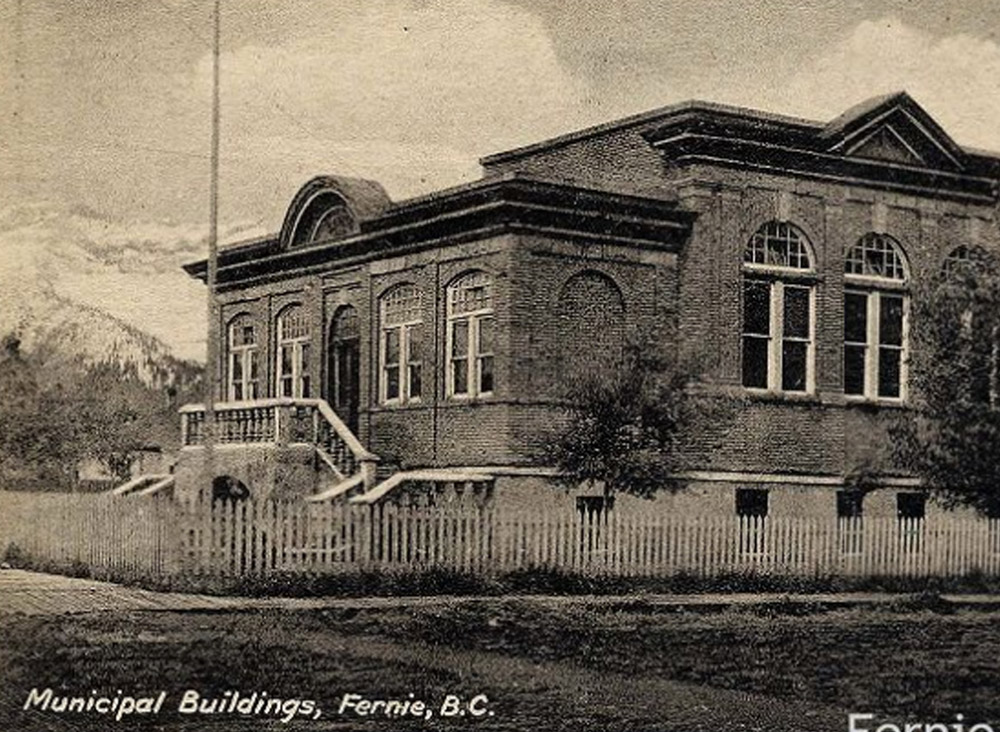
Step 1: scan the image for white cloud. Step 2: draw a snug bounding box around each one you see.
[182,0,588,211]
[767,17,1000,151]
[0,202,260,361]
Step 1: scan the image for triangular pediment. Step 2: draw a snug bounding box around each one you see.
[850,125,924,165]
[823,92,966,172]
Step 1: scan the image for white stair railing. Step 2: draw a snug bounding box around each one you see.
[179,398,379,487]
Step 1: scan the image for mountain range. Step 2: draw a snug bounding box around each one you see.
[0,201,264,385]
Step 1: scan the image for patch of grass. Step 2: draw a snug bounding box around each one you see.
[313,600,1000,722]
[0,612,481,731]
[11,549,1000,597]
[6,602,1000,729]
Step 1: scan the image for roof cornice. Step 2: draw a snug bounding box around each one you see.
[643,125,999,204]
[183,176,696,287]
[481,94,1000,204]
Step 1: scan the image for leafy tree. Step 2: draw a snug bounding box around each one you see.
[0,335,79,488]
[892,254,1000,515]
[538,342,713,499]
[0,332,200,490]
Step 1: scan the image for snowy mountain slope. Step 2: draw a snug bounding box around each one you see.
[0,201,264,382]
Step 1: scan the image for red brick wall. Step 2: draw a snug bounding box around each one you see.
[669,165,998,480]
[483,125,673,200]
[203,137,998,488]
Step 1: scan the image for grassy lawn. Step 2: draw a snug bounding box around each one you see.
[2,600,999,730]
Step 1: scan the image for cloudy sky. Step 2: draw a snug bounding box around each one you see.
[1,0,999,360]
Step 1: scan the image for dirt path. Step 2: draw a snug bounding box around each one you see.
[241,625,848,732]
[8,568,993,617]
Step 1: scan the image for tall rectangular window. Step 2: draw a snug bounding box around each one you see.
[742,280,770,389]
[451,320,469,395]
[384,329,401,401]
[228,314,259,402]
[878,294,904,399]
[447,272,495,398]
[477,316,495,394]
[782,285,810,392]
[742,278,813,394]
[844,233,908,401]
[843,290,906,401]
[407,325,423,400]
[843,292,868,395]
[276,305,310,399]
[380,285,423,405]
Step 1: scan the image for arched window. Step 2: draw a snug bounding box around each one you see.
[742,222,815,393]
[943,244,993,275]
[289,193,355,248]
[380,284,423,404]
[845,232,907,280]
[558,271,625,379]
[276,304,311,398]
[447,271,494,398]
[227,313,259,401]
[844,233,908,400]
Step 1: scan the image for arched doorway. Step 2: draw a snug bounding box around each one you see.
[328,305,360,434]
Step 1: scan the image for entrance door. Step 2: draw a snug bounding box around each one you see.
[328,305,360,434]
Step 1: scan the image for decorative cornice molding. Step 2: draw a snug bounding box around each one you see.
[184,177,697,288]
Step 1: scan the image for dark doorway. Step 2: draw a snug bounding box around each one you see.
[328,305,361,434]
[211,475,250,503]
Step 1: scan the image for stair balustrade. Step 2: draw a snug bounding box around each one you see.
[179,398,378,487]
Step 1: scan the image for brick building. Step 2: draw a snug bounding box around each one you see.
[177,92,1000,520]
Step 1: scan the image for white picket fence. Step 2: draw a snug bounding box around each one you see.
[2,491,1000,580]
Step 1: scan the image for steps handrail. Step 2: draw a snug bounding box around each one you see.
[309,399,378,462]
[180,397,378,463]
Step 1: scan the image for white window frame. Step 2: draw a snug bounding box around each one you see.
[276,305,311,399]
[843,287,909,402]
[379,285,423,405]
[742,278,816,395]
[843,234,910,403]
[446,272,495,400]
[741,222,817,396]
[227,315,259,402]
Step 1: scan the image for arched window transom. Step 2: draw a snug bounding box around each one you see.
[944,244,993,275]
[447,271,494,398]
[845,233,907,280]
[380,284,423,404]
[289,192,356,249]
[744,221,812,270]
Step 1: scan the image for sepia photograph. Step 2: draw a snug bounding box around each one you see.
[2,1,1000,730]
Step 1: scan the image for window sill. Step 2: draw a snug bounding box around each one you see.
[370,400,430,415]
[446,392,495,401]
[843,397,909,411]
[378,398,422,409]
[742,389,821,405]
[441,395,498,408]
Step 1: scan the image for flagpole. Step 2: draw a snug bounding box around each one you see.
[204,0,221,488]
